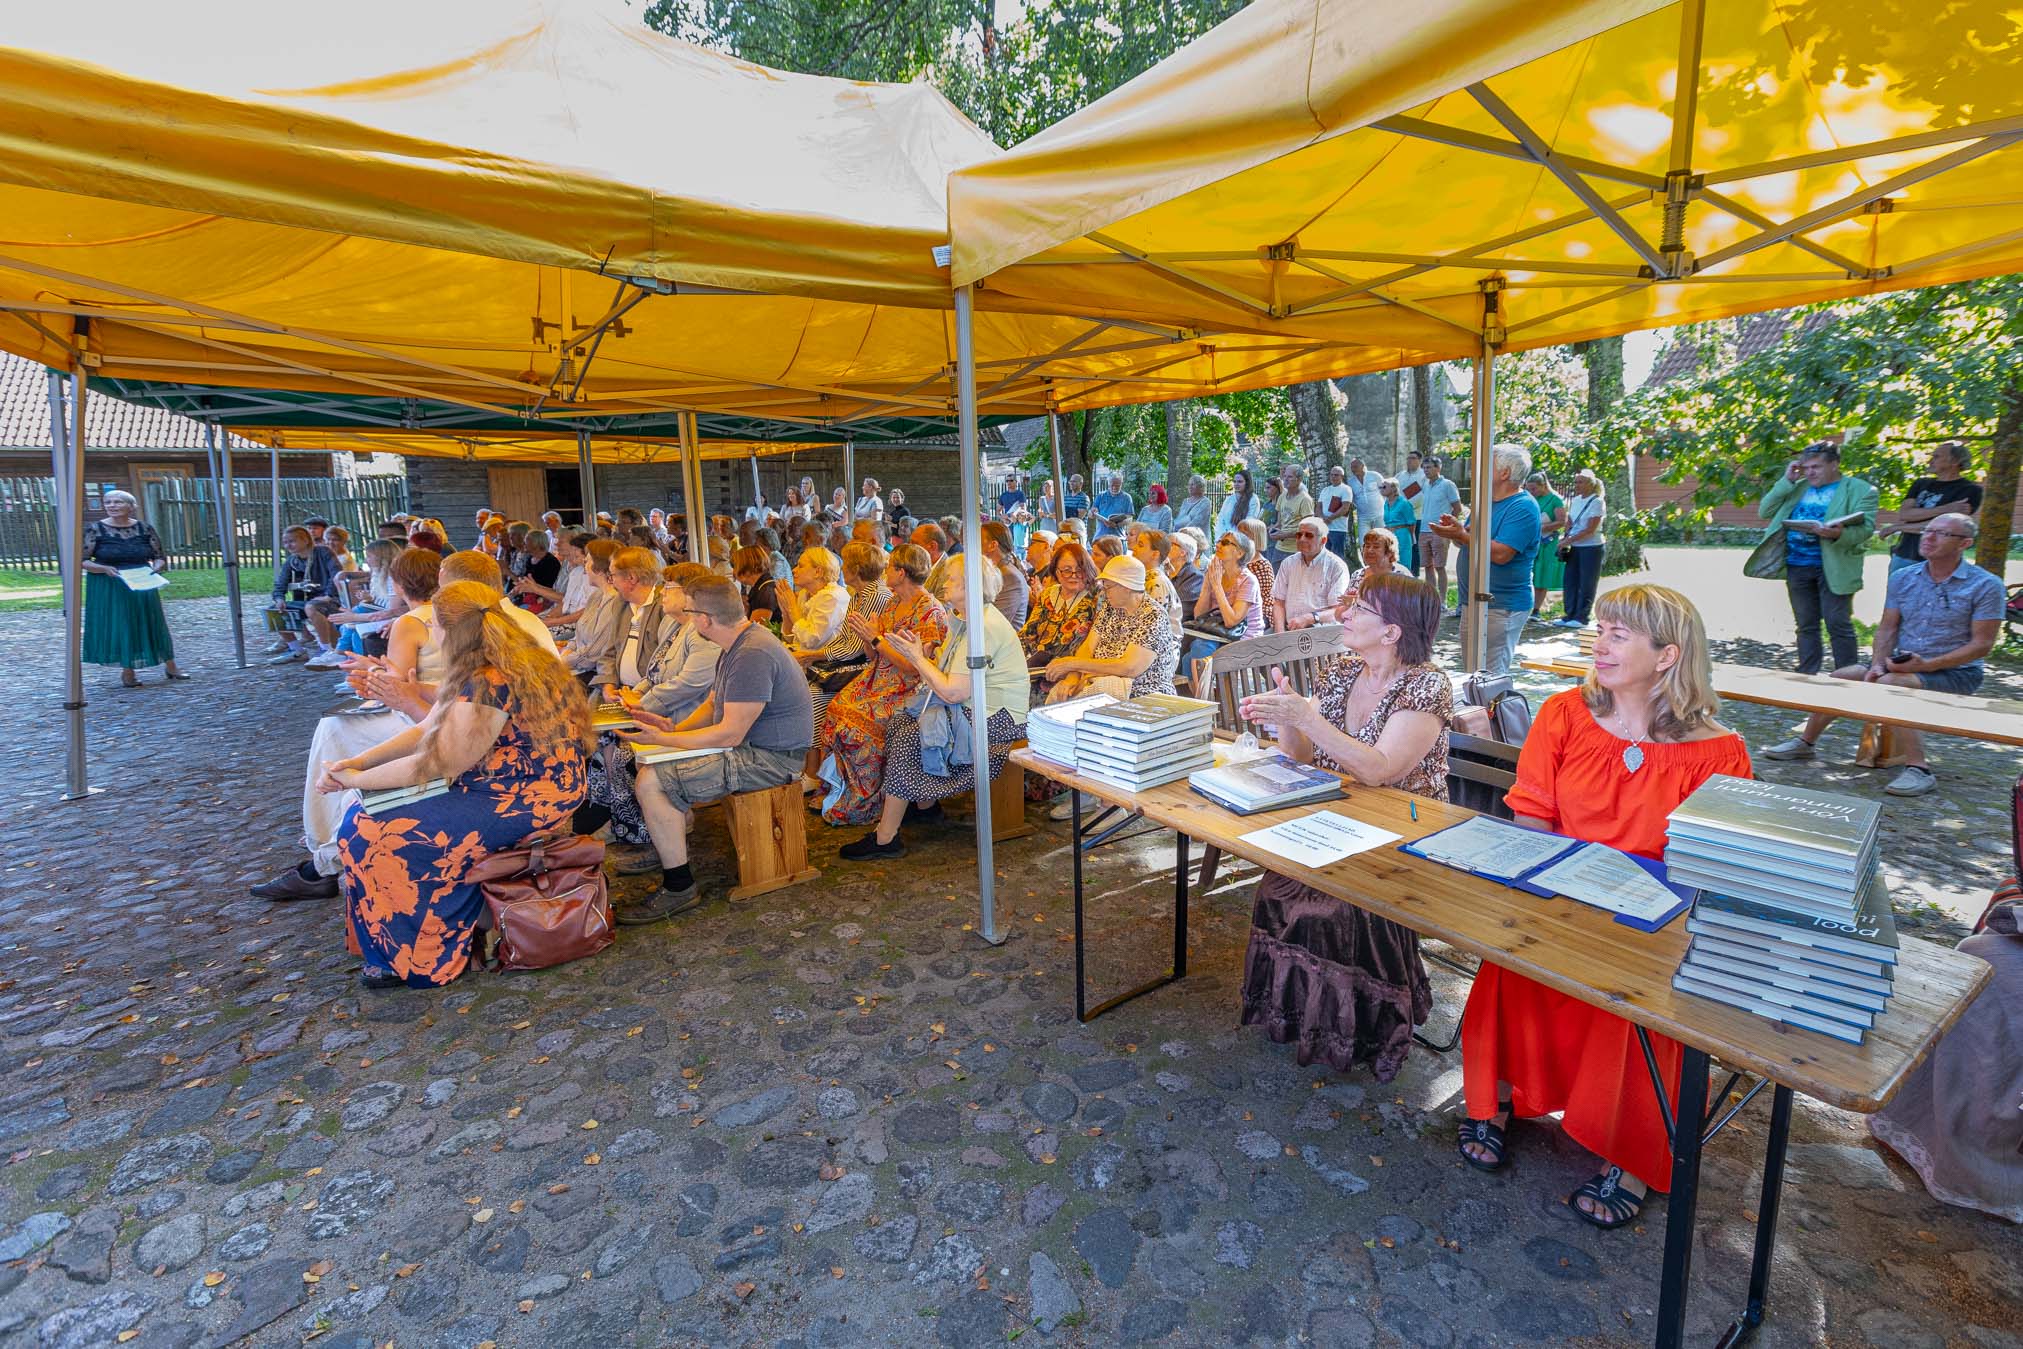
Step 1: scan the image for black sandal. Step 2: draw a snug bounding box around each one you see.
[1456,1100,1513,1172]
[1569,1167,1645,1230]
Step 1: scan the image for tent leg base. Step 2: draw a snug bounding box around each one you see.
[60,786,106,802]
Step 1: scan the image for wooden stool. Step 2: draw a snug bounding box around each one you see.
[724,782,820,901]
[990,744,1034,843]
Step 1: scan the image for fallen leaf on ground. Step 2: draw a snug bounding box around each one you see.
[203,1272,225,1287]
[733,1281,756,1299]
[472,1208,494,1224]
[582,1153,601,1165]
[395,1263,420,1278]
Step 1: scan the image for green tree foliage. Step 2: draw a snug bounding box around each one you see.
[1595,277,2023,570]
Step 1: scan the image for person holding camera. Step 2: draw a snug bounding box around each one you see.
[1762,512,2001,796]
[1755,440,1878,674]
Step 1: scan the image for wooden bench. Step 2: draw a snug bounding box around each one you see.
[1522,654,2023,764]
[723,781,820,901]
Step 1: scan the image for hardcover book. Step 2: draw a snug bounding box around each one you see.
[1667,775,1879,866]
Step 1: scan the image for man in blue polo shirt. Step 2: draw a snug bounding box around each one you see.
[1091,471,1134,539]
[1430,444,1542,675]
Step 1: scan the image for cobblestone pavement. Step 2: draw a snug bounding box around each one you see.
[2,598,2019,1349]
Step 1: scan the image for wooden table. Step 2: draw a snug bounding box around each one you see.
[1521,655,2023,764]
[1012,749,1990,1349]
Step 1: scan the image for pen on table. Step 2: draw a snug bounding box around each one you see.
[1409,800,1417,822]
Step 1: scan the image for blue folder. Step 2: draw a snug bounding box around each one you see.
[1400,822,1695,933]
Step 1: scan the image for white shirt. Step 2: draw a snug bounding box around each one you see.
[786,582,850,653]
[559,562,594,615]
[1274,548,1351,626]
[501,596,561,657]
[1318,483,1354,532]
[854,495,885,522]
[616,601,645,685]
[1348,471,1385,530]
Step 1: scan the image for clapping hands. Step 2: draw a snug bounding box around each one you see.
[1237,670,1316,734]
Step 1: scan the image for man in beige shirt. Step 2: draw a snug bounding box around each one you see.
[1273,465,1316,548]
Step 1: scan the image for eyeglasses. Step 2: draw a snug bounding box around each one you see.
[1926,530,1973,541]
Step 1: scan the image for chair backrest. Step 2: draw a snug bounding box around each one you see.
[1205,625,1348,732]
[1447,731,1521,819]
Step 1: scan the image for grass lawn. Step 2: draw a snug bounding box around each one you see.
[0,566,255,613]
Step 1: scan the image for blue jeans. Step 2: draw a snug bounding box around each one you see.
[1482,606,1527,676]
[1182,635,1224,674]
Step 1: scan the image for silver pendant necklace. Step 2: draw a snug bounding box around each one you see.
[1613,712,1649,774]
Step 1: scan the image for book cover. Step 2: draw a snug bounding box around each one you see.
[1683,940,1891,1014]
[359,778,451,815]
[1684,912,1894,980]
[1190,777,1343,817]
[1081,693,1217,733]
[1028,692,1119,729]
[631,744,733,766]
[1667,774,1879,863]
[1079,761,1206,792]
[1190,754,1345,809]
[1695,879,1898,955]
[1076,744,1215,779]
[1670,970,1868,1045]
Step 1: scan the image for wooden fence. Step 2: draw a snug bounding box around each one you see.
[0,475,409,570]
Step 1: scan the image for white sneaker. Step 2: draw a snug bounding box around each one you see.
[1760,737,1816,761]
[303,651,347,670]
[1048,795,1077,822]
[264,649,302,665]
[263,639,292,655]
[1885,765,1937,796]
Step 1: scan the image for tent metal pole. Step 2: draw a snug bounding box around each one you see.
[954,285,1003,946]
[55,367,97,800]
[1462,339,1496,671]
[205,422,247,668]
[576,428,598,528]
[843,438,855,525]
[749,452,762,513]
[268,444,282,569]
[1046,402,1067,530]
[680,412,707,562]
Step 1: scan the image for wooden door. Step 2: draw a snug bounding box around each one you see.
[487,466,547,524]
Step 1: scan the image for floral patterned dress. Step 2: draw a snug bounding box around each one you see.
[1020,584,1097,698]
[820,588,948,824]
[337,669,587,987]
[1240,657,1452,1080]
[1093,597,1177,697]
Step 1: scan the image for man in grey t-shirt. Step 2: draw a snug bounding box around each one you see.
[1762,512,2002,796]
[625,575,813,919]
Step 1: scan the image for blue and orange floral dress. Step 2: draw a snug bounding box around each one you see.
[338,669,586,987]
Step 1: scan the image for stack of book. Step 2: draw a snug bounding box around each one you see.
[1189,753,1343,815]
[1575,625,1597,663]
[1664,775,1895,1044]
[1025,693,1118,768]
[1073,694,1216,791]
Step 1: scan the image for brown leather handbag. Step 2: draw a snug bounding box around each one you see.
[467,833,614,972]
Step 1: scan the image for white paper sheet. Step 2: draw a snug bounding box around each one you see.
[1241,811,1400,869]
[117,567,169,592]
[1528,843,1684,923]
[1410,816,1573,880]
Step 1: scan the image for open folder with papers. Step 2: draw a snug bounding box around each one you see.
[1401,817,1694,932]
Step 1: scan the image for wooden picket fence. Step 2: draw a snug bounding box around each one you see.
[0,475,409,570]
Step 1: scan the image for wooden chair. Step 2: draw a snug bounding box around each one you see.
[723,781,820,901]
[1446,732,1520,819]
[1203,625,1349,731]
[1191,625,1349,891]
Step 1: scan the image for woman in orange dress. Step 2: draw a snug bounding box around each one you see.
[324,581,590,988]
[1458,584,1751,1228]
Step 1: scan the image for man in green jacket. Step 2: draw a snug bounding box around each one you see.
[1756,441,1879,674]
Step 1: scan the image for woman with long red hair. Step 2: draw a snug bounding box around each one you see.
[321,580,590,988]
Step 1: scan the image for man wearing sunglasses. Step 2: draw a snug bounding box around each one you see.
[1763,513,2003,796]
[1272,516,1350,631]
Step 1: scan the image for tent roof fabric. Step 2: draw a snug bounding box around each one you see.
[951,0,2023,362]
[0,0,1458,423]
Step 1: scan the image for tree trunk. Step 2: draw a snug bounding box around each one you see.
[1288,380,1348,479]
[1576,336,1643,574]
[1976,382,2023,576]
[1163,399,1196,497]
[1409,364,1435,467]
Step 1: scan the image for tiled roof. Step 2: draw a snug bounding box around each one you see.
[0,352,263,453]
[1643,310,1834,388]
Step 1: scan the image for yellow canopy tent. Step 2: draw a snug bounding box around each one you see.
[5,0,1096,932]
[949,0,2023,662]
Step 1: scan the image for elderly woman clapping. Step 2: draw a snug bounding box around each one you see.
[776,546,850,657]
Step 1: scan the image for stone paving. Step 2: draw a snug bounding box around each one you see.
[2,596,2020,1349]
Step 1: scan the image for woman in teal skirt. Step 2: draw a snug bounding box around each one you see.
[82,490,187,687]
